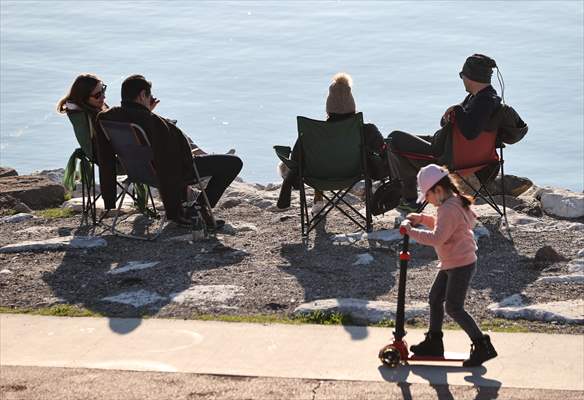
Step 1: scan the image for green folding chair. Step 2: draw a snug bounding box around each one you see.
[278,113,373,237]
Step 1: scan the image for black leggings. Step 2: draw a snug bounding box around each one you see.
[429,263,483,341]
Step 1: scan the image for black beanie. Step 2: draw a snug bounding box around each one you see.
[460,54,497,84]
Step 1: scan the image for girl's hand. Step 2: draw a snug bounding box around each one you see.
[406,213,422,225]
[400,220,412,234]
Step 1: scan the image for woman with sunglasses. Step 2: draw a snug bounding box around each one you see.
[57,73,108,161]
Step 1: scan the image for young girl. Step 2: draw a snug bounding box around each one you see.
[400,164,497,367]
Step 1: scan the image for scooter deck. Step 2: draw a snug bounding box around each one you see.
[409,352,468,362]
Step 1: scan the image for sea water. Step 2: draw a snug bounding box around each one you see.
[1,1,582,191]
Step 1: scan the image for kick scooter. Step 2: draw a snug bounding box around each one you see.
[378,227,467,367]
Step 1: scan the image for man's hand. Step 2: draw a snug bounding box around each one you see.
[442,106,455,123]
[149,97,160,111]
[191,147,206,156]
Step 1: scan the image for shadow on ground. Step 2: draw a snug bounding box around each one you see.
[378,364,501,400]
[42,217,246,334]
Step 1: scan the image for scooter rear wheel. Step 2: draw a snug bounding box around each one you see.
[378,344,401,368]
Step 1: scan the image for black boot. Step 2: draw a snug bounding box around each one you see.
[463,335,498,367]
[410,331,444,356]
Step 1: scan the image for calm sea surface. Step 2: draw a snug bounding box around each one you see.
[1,1,582,190]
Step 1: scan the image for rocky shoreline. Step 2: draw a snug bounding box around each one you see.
[0,166,583,334]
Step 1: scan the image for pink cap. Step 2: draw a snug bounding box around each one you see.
[417,164,449,203]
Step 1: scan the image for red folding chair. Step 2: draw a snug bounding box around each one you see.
[448,114,508,226]
[386,112,509,226]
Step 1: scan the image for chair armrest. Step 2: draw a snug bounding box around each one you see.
[274,145,297,170]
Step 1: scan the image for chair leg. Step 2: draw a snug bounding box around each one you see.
[299,181,308,237]
[192,162,215,229]
[111,182,129,234]
[364,178,373,232]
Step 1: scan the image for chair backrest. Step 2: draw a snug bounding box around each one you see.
[450,117,499,176]
[67,111,94,161]
[297,113,365,190]
[99,120,159,187]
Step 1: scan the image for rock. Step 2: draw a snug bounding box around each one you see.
[534,246,566,264]
[169,285,243,304]
[475,194,526,209]
[487,175,533,197]
[264,183,281,191]
[294,298,429,325]
[272,214,293,223]
[0,194,32,215]
[101,290,165,307]
[0,175,65,210]
[332,229,402,244]
[488,296,584,324]
[539,188,584,219]
[218,198,243,209]
[222,222,258,235]
[473,223,490,240]
[31,168,65,184]
[567,259,584,274]
[537,274,584,284]
[353,253,374,266]
[0,167,18,178]
[0,213,34,224]
[62,196,141,213]
[0,236,107,253]
[578,248,584,258]
[108,261,160,275]
[513,197,543,217]
[0,269,13,274]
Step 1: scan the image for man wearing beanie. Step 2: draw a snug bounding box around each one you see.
[387,54,502,212]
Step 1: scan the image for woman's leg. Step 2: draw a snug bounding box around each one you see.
[444,263,483,340]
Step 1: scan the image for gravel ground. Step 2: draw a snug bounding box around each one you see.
[0,186,583,334]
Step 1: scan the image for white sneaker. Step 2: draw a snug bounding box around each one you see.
[311,200,325,217]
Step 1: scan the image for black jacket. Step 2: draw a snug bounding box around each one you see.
[96,101,195,219]
[446,85,502,140]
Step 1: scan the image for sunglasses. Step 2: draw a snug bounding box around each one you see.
[91,84,107,99]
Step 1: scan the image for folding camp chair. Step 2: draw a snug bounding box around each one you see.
[443,113,508,226]
[64,111,100,225]
[65,112,137,225]
[277,113,373,237]
[99,120,214,240]
[388,112,509,226]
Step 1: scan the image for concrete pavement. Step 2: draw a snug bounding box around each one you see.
[1,314,583,393]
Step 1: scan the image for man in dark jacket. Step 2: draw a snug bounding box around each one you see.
[96,75,242,227]
[387,54,502,211]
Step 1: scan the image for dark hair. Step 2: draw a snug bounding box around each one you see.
[56,73,101,114]
[429,174,474,209]
[121,74,151,101]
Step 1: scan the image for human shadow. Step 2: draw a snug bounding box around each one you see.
[378,364,501,399]
[43,219,246,335]
[472,219,542,304]
[280,215,397,341]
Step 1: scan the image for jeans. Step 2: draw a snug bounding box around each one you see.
[193,154,243,208]
[386,130,434,200]
[429,262,483,341]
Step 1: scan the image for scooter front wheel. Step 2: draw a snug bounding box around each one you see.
[378,344,401,368]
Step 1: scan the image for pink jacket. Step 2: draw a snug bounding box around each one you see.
[408,195,477,270]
